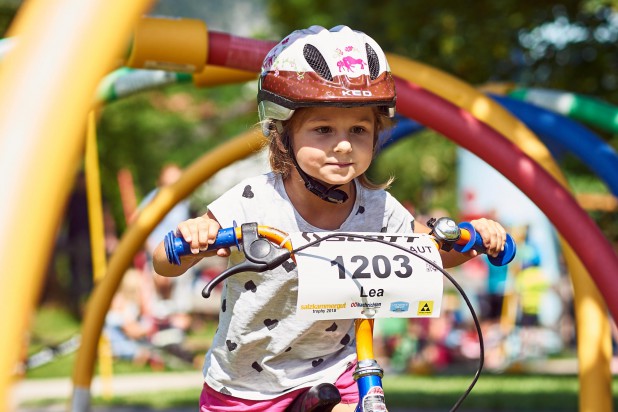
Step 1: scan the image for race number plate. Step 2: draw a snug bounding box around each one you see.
[291,232,443,320]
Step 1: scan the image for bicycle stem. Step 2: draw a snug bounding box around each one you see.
[353,319,386,411]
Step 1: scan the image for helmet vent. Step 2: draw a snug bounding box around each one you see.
[303,44,333,81]
[366,43,380,79]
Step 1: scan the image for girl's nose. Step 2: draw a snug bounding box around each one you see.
[334,137,352,152]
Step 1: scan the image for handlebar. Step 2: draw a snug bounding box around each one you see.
[453,221,516,266]
[165,222,293,298]
[164,226,241,265]
[163,218,516,298]
[427,217,516,266]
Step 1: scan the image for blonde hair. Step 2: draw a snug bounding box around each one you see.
[116,269,142,305]
[266,107,394,190]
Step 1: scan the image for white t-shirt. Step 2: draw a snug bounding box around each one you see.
[204,172,414,399]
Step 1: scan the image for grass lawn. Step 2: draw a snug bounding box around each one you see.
[89,373,617,411]
[24,305,213,379]
[25,305,618,411]
[382,373,595,411]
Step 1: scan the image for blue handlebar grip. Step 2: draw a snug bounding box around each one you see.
[164,231,190,265]
[453,222,516,266]
[164,227,239,265]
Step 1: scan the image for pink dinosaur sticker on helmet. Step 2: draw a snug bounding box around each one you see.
[337,56,366,73]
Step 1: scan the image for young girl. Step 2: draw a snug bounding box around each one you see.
[153,25,507,412]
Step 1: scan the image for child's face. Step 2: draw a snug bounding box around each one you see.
[291,106,375,186]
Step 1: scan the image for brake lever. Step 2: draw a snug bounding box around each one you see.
[202,222,291,298]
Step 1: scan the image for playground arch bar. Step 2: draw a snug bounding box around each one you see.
[0,1,153,410]
[0,11,614,412]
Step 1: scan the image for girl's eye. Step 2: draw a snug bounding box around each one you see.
[315,126,331,134]
[351,126,367,134]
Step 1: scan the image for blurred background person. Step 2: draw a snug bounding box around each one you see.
[136,164,195,342]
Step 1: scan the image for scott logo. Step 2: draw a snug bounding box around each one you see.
[342,90,373,97]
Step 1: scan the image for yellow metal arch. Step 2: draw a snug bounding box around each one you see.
[0,1,152,409]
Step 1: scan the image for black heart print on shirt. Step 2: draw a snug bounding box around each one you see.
[325,322,338,332]
[264,319,279,330]
[245,280,257,292]
[356,206,365,215]
[242,185,254,198]
[282,260,296,272]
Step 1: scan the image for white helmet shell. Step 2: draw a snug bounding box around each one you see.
[258,25,396,126]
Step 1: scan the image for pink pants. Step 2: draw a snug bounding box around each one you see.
[199,362,358,411]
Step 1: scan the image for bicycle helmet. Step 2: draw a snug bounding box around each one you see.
[258,25,396,132]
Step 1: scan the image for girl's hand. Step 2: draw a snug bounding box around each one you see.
[469,218,507,258]
[175,215,229,257]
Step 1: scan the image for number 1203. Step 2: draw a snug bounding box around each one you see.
[330,254,413,279]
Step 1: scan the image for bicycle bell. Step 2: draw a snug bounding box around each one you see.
[426,217,461,251]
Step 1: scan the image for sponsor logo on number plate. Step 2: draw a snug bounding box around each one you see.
[390,301,410,312]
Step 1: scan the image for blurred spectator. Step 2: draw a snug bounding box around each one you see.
[136,164,195,341]
[104,269,162,368]
[191,256,228,322]
[480,258,508,322]
[140,164,191,265]
[373,318,413,374]
[515,248,548,327]
[65,172,93,318]
[53,171,119,317]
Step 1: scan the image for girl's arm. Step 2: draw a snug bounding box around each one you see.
[415,218,507,268]
[152,210,230,277]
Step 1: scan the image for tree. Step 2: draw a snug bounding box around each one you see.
[97,83,257,230]
[267,1,618,100]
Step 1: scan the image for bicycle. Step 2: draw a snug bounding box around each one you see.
[164,217,516,412]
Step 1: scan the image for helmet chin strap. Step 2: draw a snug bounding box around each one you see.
[291,155,349,204]
[283,133,349,204]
